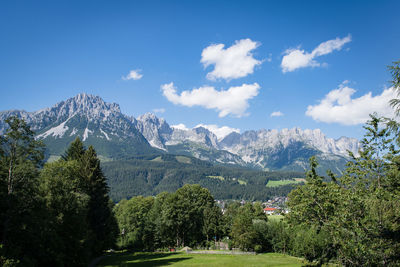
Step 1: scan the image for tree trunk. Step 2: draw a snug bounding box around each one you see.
[7,146,15,195]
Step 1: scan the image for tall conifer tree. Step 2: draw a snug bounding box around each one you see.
[62,139,118,255]
[81,146,118,255]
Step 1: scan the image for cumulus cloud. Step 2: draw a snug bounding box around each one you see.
[122,69,143,80]
[171,123,189,131]
[195,124,240,140]
[281,35,351,73]
[152,108,165,114]
[306,83,396,125]
[201,39,262,81]
[270,111,284,117]
[161,82,260,117]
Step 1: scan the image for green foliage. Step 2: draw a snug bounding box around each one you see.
[265,220,291,254]
[0,116,46,266]
[114,184,223,250]
[1,119,119,266]
[39,160,91,266]
[290,226,333,264]
[80,145,119,255]
[160,184,217,247]
[230,203,268,251]
[61,137,85,161]
[202,204,223,242]
[114,196,154,250]
[287,115,400,266]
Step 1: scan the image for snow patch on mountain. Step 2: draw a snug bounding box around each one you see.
[37,121,69,139]
[100,128,111,141]
[70,128,78,136]
[83,127,93,141]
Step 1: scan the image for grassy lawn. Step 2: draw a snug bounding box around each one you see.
[266,179,303,187]
[97,252,304,267]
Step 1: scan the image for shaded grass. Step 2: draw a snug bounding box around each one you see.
[98,252,303,267]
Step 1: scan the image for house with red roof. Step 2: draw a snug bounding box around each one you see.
[263,207,277,215]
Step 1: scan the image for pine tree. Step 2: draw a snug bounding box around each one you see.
[62,140,118,256]
[61,137,85,161]
[79,145,118,255]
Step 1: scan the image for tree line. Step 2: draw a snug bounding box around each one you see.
[0,117,118,266]
[113,185,273,252]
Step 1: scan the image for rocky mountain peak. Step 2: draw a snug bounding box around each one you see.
[0,93,361,171]
[63,93,121,118]
[135,113,172,151]
[138,112,167,126]
[21,93,123,130]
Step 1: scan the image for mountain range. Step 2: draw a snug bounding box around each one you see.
[0,93,359,173]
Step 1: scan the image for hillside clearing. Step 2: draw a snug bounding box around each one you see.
[266,179,303,187]
[207,175,225,181]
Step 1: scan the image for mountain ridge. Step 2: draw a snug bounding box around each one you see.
[0,93,359,172]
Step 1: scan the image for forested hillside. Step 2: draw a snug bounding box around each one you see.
[102,154,304,202]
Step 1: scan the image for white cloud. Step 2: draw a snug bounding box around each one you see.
[195,124,240,140]
[306,83,396,125]
[153,108,165,114]
[122,69,143,80]
[161,82,260,117]
[270,111,284,117]
[281,35,351,73]
[201,39,262,81]
[171,123,189,131]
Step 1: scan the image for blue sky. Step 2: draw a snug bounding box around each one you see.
[0,0,399,139]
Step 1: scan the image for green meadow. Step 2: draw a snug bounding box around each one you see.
[97,252,304,267]
[266,179,304,187]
